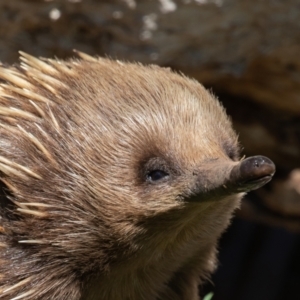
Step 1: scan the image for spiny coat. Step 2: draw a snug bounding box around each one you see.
[0,52,274,300]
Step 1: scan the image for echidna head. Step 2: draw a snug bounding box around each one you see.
[0,52,275,299]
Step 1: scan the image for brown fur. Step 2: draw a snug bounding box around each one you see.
[0,52,242,300]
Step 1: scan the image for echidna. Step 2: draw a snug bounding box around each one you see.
[0,52,275,300]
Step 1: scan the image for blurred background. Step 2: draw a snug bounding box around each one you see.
[1,0,299,299]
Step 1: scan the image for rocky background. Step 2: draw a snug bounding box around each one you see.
[1,0,299,299]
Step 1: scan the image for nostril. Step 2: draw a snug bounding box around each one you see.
[254,160,260,168]
[253,156,271,169]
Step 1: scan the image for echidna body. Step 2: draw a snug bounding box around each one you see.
[0,52,275,300]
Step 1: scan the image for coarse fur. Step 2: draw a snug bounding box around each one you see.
[0,52,242,300]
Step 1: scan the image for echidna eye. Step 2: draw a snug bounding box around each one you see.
[147,170,169,182]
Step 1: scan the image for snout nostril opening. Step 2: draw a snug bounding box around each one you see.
[254,161,260,168]
[252,157,270,169]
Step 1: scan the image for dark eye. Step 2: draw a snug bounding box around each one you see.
[146,170,169,182]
